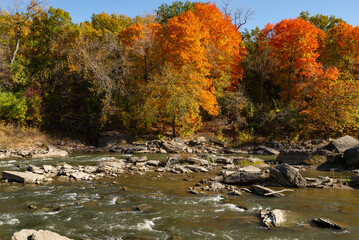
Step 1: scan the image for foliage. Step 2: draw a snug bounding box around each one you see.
[299,11,346,31]
[0,90,27,124]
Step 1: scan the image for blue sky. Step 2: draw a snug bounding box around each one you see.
[4,0,359,30]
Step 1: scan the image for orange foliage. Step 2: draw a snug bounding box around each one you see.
[322,22,359,73]
[260,18,323,100]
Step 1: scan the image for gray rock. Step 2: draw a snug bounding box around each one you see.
[344,145,359,167]
[183,157,209,166]
[146,160,160,167]
[164,155,182,167]
[276,149,314,165]
[184,165,208,172]
[311,218,345,230]
[237,165,262,173]
[127,156,148,163]
[260,209,287,228]
[326,135,359,153]
[258,146,280,155]
[2,171,45,184]
[223,171,264,185]
[215,157,234,164]
[96,160,126,174]
[12,229,72,240]
[270,163,307,188]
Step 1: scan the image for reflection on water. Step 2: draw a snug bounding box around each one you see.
[0,153,358,239]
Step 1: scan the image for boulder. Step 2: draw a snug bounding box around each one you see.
[32,147,69,159]
[223,171,264,185]
[260,209,287,228]
[160,140,187,153]
[96,160,126,173]
[2,171,45,183]
[270,163,307,188]
[12,229,72,240]
[311,218,345,230]
[326,135,359,153]
[276,149,314,165]
[344,145,359,167]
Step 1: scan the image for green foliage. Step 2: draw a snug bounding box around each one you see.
[236,159,264,166]
[0,90,27,125]
[156,1,197,24]
[299,11,346,31]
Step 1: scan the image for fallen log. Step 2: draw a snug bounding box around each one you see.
[252,184,286,197]
[264,189,294,196]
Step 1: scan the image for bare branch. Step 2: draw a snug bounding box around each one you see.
[220,0,255,30]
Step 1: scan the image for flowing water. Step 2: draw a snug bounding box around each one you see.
[0,153,358,240]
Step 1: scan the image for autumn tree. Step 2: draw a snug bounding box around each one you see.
[299,11,345,31]
[321,22,359,76]
[259,18,323,101]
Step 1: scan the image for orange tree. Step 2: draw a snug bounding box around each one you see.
[259,18,323,101]
[120,3,246,135]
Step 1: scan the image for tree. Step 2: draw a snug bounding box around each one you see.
[0,0,44,65]
[259,18,323,101]
[322,22,359,75]
[299,11,345,31]
[156,1,196,24]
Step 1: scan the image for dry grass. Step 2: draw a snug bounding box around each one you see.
[0,123,49,149]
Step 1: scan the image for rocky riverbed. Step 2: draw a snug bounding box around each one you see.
[1,134,359,239]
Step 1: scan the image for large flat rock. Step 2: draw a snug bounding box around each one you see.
[2,171,45,183]
[12,229,72,240]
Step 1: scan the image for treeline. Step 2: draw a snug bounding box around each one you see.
[0,0,358,141]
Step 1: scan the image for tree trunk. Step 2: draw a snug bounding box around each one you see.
[10,29,21,65]
[172,118,176,137]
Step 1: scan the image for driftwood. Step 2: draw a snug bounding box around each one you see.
[252,184,293,197]
[264,189,294,196]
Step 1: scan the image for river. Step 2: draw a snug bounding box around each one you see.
[0,153,358,239]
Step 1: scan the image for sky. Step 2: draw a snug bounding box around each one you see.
[3,0,359,30]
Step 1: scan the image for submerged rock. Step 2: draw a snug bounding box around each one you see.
[311,218,345,230]
[260,209,287,228]
[12,229,72,240]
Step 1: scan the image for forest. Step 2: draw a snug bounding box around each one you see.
[0,0,358,143]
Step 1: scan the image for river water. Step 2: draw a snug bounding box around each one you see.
[0,153,358,240]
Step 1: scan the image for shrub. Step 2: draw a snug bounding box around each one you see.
[0,90,28,125]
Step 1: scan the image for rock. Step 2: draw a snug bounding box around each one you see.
[209,182,226,192]
[270,163,307,188]
[257,146,280,155]
[160,140,187,153]
[42,165,57,173]
[276,149,314,165]
[69,171,91,181]
[184,165,208,173]
[311,218,345,230]
[215,157,234,164]
[260,209,287,228]
[32,147,69,159]
[2,171,45,184]
[146,160,160,167]
[27,165,45,174]
[237,165,262,173]
[164,155,182,167]
[136,204,151,212]
[183,157,209,166]
[326,135,359,153]
[223,171,264,185]
[127,156,148,163]
[96,160,126,174]
[344,145,359,167]
[12,229,72,240]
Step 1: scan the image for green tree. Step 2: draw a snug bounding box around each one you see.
[299,11,346,31]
